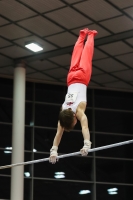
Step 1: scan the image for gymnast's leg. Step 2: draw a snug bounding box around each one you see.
[79,30,98,85]
[68,28,89,72]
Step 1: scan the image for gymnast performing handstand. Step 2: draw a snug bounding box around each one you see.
[49,28,98,164]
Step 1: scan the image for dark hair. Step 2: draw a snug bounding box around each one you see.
[59,109,74,131]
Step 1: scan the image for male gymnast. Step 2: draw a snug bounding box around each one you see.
[49,28,98,164]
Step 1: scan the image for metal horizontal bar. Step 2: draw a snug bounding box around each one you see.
[0,139,133,170]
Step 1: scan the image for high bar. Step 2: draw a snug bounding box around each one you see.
[0,139,133,170]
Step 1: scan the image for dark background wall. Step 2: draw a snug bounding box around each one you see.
[0,77,133,200]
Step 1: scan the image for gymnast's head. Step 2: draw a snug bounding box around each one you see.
[59,109,77,132]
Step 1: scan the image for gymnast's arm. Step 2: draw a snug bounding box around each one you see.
[53,121,64,146]
[76,109,90,140]
[76,103,91,155]
[49,121,64,164]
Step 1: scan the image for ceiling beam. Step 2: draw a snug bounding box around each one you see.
[15,29,133,63]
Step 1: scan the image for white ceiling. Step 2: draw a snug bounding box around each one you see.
[0,0,133,91]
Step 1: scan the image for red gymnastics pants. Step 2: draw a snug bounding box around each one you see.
[67,33,95,86]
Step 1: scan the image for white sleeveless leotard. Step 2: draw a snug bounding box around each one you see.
[62,83,87,113]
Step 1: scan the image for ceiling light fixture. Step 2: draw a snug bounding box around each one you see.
[25,42,43,52]
[54,172,65,179]
[4,150,12,154]
[55,172,65,175]
[79,190,91,195]
[24,172,30,177]
[4,147,12,153]
[107,188,118,195]
[54,174,65,179]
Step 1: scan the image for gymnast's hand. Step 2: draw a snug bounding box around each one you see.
[49,146,58,164]
[80,140,92,156]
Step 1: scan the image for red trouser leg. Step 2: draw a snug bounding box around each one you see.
[67,32,86,85]
[67,32,95,86]
[79,33,95,85]
[69,33,85,72]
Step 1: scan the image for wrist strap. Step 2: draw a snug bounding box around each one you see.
[84,140,92,147]
[50,146,58,152]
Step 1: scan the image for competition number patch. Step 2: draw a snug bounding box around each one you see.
[65,92,78,103]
